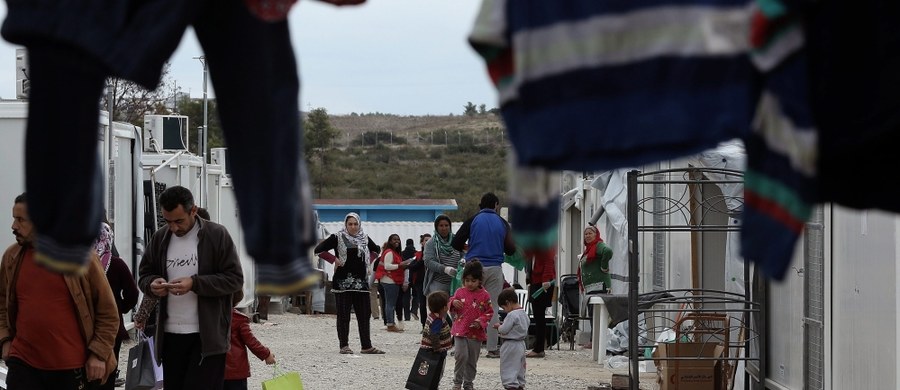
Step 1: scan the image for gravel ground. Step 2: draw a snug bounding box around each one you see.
[119,312,661,389]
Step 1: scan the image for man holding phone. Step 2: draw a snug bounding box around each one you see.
[139,186,243,390]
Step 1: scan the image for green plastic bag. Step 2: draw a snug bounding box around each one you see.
[449,262,465,294]
[503,248,526,271]
[262,364,303,390]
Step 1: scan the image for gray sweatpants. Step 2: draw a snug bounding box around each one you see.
[499,339,526,388]
[453,337,482,388]
[483,265,505,351]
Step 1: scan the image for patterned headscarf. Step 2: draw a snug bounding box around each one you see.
[336,212,369,267]
[92,222,114,273]
[433,215,456,256]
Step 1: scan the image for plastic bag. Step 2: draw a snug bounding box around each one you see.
[449,262,464,294]
[503,248,526,271]
[262,364,304,390]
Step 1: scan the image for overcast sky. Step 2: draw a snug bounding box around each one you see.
[0,0,497,116]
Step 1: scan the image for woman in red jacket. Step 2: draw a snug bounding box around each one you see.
[374,234,411,332]
[526,249,556,358]
[225,290,275,390]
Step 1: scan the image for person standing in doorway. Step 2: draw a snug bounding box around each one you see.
[0,193,120,389]
[315,212,385,355]
[139,186,244,390]
[452,193,516,358]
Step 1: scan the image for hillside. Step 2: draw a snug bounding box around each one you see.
[328,113,505,148]
[310,113,510,220]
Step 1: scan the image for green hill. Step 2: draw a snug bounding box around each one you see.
[308,113,509,220]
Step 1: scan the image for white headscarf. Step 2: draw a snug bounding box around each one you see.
[336,212,368,267]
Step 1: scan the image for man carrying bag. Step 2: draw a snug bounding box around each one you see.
[125,332,162,390]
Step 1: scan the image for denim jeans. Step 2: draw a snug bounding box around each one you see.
[22,0,317,294]
[381,283,401,326]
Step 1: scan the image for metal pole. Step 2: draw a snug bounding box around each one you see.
[627,170,640,390]
[195,56,209,207]
[106,79,114,220]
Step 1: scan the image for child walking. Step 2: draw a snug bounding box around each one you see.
[449,259,494,390]
[422,291,453,354]
[225,290,276,390]
[493,288,529,390]
[407,291,453,389]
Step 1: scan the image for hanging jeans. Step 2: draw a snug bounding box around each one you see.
[21,0,317,294]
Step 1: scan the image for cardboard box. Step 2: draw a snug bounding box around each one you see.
[653,342,724,390]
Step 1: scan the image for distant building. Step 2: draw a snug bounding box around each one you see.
[313,198,458,249]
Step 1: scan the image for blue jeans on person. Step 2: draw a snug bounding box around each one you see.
[22,0,316,294]
[381,283,401,326]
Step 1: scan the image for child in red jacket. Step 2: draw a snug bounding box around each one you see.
[225,290,276,390]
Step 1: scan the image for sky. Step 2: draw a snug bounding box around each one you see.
[0,0,497,116]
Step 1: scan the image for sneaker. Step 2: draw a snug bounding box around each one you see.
[386,324,404,332]
[114,377,126,387]
[526,350,545,358]
[485,350,501,358]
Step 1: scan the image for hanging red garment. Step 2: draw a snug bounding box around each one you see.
[244,0,297,22]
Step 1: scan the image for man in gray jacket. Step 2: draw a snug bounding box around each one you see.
[139,186,243,390]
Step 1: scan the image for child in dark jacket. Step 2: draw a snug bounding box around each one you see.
[225,290,276,390]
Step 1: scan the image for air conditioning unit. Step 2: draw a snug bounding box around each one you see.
[210,147,230,175]
[143,115,189,152]
[15,48,28,100]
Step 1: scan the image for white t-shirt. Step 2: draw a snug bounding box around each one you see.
[164,222,200,334]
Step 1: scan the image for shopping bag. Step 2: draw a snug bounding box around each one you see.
[448,262,464,294]
[261,364,304,390]
[124,332,161,390]
[405,348,446,390]
[145,335,164,387]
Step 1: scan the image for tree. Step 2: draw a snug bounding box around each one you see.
[100,63,180,128]
[305,108,338,153]
[478,104,486,114]
[463,102,478,116]
[174,95,224,156]
[304,107,338,197]
[99,63,226,158]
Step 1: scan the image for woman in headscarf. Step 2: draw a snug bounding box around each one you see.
[422,214,463,298]
[315,212,385,354]
[374,233,410,332]
[93,221,140,390]
[578,225,613,294]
